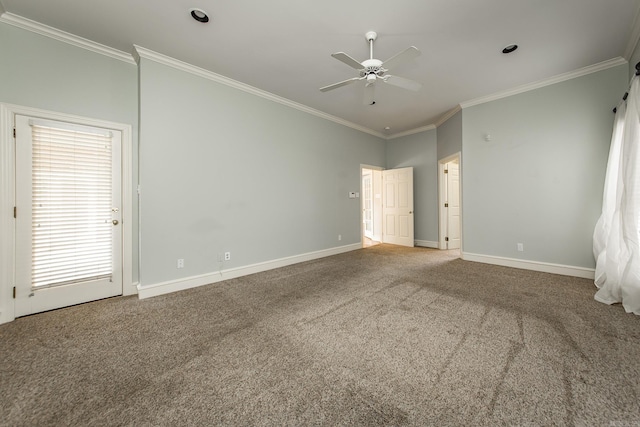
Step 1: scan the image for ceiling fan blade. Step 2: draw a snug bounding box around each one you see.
[381,46,420,70]
[364,82,376,105]
[319,77,362,92]
[382,75,422,91]
[331,52,363,70]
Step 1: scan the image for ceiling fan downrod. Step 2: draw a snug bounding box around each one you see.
[362,32,383,83]
[366,31,377,60]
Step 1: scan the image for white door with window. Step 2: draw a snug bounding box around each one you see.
[382,167,414,247]
[14,115,122,317]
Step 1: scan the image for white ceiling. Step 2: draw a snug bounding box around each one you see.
[1,0,640,137]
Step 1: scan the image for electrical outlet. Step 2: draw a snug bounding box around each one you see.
[177,258,184,268]
[338,234,342,241]
[517,243,524,252]
[224,252,231,261]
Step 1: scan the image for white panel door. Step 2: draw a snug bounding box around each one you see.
[14,115,122,317]
[446,162,461,249]
[382,167,414,247]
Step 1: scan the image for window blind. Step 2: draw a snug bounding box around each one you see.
[31,123,113,288]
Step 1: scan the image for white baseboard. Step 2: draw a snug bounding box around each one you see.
[137,243,362,299]
[124,281,139,296]
[462,252,595,280]
[415,240,439,249]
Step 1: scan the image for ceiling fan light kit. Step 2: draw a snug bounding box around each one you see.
[320,31,422,105]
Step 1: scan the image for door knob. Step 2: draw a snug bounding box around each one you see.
[112,220,119,225]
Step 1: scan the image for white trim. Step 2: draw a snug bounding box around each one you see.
[0,103,135,324]
[0,105,15,324]
[438,152,462,252]
[120,122,135,297]
[137,243,361,299]
[461,252,595,280]
[438,158,447,250]
[434,105,463,128]
[360,164,385,248]
[0,12,136,65]
[134,45,387,140]
[460,57,627,109]
[386,124,436,140]
[624,4,640,60]
[384,105,459,139]
[415,240,438,249]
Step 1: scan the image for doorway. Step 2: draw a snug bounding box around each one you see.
[0,103,134,324]
[361,166,383,248]
[438,153,462,254]
[361,165,415,248]
[14,115,123,316]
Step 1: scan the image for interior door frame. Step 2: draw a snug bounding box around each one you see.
[362,170,374,239]
[0,103,135,324]
[438,152,462,250]
[360,164,384,248]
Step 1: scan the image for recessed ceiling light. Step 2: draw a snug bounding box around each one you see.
[502,44,518,54]
[190,8,209,23]
[384,127,391,131]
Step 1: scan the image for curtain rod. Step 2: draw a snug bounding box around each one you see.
[613,62,640,113]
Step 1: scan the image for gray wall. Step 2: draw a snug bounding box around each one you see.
[0,21,140,281]
[386,130,438,243]
[437,110,462,160]
[461,64,628,268]
[138,58,386,286]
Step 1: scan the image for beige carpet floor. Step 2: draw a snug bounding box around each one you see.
[1,244,639,426]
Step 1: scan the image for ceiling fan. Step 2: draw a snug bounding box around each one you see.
[320,31,422,105]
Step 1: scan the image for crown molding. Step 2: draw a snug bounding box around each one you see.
[385,106,461,139]
[434,105,462,128]
[460,57,627,109]
[0,12,136,65]
[386,124,436,140]
[624,3,640,60]
[134,45,387,139]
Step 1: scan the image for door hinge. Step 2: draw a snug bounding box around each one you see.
[445,237,449,242]
[444,169,448,174]
[444,203,448,208]
[13,206,16,218]
[13,128,16,138]
[13,287,16,299]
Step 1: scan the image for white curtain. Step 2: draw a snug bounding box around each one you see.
[594,77,640,315]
